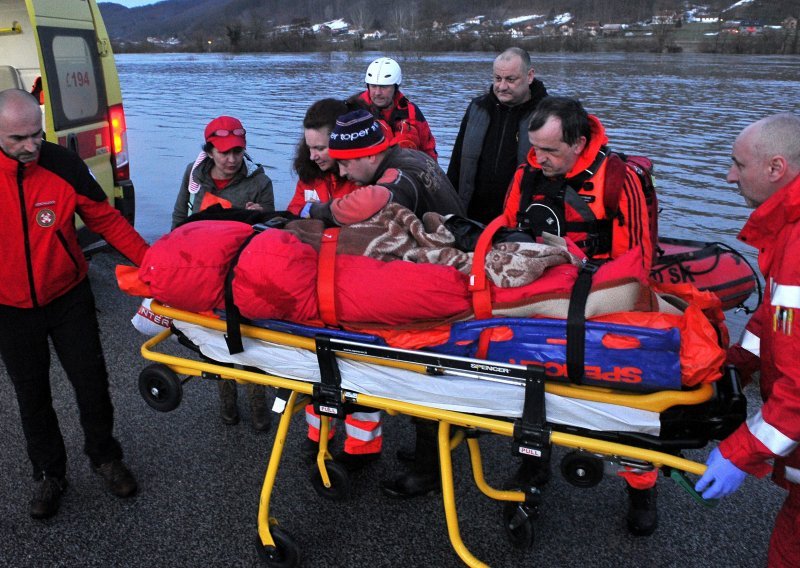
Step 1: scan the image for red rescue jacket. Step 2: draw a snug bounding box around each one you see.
[358,89,438,160]
[502,116,652,270]
[0,141,148,308]
[720,173,800,485]
[286,172,360,216]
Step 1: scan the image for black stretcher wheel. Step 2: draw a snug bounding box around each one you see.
[502,502,536,549]
[256,527,299,567]
[138,364,182,412]
[560,451,605,488]
[310,461,351,501]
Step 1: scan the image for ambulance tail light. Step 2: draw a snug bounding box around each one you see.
[108,103,130,182]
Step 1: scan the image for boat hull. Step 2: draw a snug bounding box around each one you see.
[651,237,759,311]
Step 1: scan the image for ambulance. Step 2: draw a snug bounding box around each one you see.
[0,0,135,251]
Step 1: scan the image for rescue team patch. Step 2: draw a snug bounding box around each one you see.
[773,305,794,336]
[36,208,56,227]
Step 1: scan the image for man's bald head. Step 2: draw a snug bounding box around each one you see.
[0,89,44,163]
[727,113,800,208]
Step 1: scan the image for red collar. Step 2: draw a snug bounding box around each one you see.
[738,173,800,249]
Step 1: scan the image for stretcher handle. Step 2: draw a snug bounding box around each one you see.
[668,468,718,508]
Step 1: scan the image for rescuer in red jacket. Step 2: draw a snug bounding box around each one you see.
[0,89,149,520]
[696,112,800,567]
[354,56,438,161]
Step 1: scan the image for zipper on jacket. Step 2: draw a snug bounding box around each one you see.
[16,165,39,307]
[494,106,511,174]
[55,229,80,270]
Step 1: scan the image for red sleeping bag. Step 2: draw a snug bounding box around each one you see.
[138,221,648,327]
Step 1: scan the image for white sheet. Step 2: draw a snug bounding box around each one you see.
[174,320,661,435]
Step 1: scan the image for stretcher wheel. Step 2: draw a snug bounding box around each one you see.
[560,451,605,488]
[502,502,536,549]
[255,527,299,567]
[310,461,350,501]
[138,364,182,412]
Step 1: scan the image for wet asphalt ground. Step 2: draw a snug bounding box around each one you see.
[0,251,784,568]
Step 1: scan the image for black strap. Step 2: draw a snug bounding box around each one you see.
[223,230,261,354]
[517,147,611,253]
[313,335,345,418]
[512,365,551,462]
[566,260,600,384]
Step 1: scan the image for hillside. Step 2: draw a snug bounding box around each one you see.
[99,0,797,43]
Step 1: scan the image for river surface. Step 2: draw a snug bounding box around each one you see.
[117,51,800,335]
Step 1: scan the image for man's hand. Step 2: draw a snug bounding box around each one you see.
[694,447,748,500]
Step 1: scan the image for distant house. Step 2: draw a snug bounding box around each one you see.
[653,10,680,25]
[601,23,625,36]
[312,18,349,36]
[558,22,574,36]
[363,30,386,39]
[694,13,720,24]
[583,20,601,36]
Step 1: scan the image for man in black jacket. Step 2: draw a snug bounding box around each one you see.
[446,47,549,224]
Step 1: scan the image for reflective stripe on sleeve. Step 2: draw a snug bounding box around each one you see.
[747,411,799,457]
[740,329,760,357]
[772,284,800,309]
[786,466,800,484]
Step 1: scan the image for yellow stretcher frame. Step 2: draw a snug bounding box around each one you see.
[140,303,710,567]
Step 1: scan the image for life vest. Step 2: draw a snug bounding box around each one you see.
[516,147,659,260]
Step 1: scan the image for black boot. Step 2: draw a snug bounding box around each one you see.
[30,476,68,520]
[217,380,239,425]
[246,383,271,432]
[626,485,658,536]
[381,421,440,499]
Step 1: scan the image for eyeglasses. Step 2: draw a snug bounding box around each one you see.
[211,128,246,137]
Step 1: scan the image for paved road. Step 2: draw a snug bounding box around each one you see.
[0,252,782,567]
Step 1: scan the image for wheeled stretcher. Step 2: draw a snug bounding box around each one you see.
[136,301,746,568]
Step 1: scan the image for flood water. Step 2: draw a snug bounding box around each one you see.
[118,51,800,335]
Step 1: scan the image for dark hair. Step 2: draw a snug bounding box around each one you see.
[528,96,591,146]
[292,98,350,182]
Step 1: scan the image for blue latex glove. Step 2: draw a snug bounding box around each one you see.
[694,447,748,500]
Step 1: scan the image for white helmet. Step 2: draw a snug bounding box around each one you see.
[365,57,402,86]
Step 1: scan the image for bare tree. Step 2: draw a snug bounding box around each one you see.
[350,1,371,32]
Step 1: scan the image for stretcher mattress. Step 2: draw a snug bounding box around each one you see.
[173,319,661,436]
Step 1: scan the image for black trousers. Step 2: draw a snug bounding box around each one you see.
[0,278,122,480]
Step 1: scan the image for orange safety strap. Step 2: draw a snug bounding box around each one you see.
[317,228,341,327]
[469,216,508,358]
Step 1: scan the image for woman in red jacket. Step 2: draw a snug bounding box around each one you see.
[287,98,360,216]
[287,99,381,470]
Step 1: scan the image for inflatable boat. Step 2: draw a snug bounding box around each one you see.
[652,237,760,312]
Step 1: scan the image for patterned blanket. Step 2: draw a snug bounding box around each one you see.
[284,203,580,288]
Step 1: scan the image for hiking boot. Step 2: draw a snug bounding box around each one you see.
[93,460,138,498]
[30,477,67,520]
[626,485,658,536]
[246,383,271,432]
[332,450,380,472]
[218,380,240,425]
[381,469,440,499]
